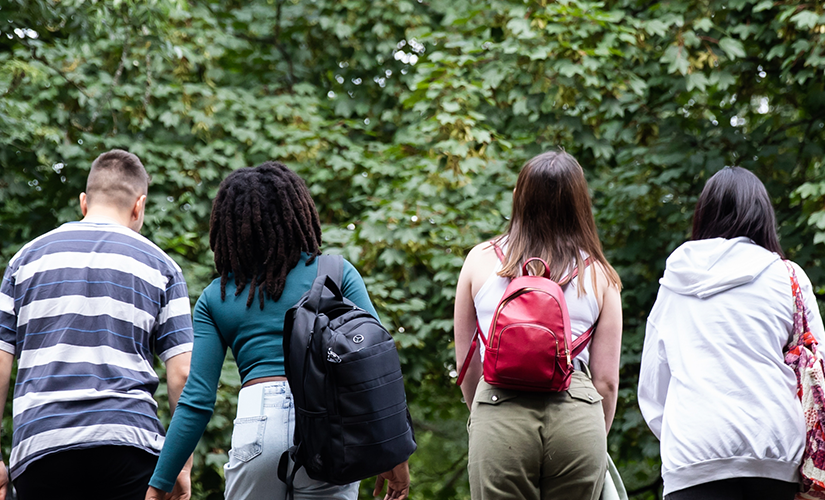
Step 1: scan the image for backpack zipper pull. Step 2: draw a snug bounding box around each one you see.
[327,348,342,363]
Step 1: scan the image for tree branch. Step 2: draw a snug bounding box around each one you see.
[436,450,468,495]
[143,45,153,113]
[22,40,91,100]
[3,70,26,96]
[763,117,816,144]
[794,118,816,172]
[234,0,295,89]
[90,28,131,125]
[274,0,295,87]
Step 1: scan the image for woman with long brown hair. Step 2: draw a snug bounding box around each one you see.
[454,150,623,499]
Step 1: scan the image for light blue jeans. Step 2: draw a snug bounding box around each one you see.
[224,381,360,500]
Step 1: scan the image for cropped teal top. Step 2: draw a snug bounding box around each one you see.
[148,254,379,491]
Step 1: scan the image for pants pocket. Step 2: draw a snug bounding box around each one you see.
[229,415,267,463]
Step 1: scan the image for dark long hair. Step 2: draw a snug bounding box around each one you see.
[692,166,784,256]
[210,162,322,308]
[496,150,621,293]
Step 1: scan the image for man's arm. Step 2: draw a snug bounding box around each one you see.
[165,352,191,412]
[0,350,15,500]
[157,352,193,500]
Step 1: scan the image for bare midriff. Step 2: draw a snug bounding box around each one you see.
[242,375,288,388]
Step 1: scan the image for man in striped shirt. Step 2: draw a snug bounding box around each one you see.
[0,150,194,500]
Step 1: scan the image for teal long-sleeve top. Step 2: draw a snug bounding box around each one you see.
[148,254,379,491]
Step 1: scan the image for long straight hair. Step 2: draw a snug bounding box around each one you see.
[692,166,784,256]
[495,151,621,293]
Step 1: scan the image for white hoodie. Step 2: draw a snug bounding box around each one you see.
[639,237,825,496]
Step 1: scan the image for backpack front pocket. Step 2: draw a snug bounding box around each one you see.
[490,323,561,385]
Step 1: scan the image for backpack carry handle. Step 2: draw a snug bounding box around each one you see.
[305,275,345,314]
[522,257,550,278]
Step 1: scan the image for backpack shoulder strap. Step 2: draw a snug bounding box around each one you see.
[303,255,344,313]
[317,254,344,288]
[559,257,593,286]
[456,320,484,387]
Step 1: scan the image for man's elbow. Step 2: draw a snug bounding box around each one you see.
[170,362,190,387]
[165,352,192,392]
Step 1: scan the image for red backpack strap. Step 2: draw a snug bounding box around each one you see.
[570,322,597,359]
[559,257,593,285]
[456,321,484,386]
[565,257,596,359]
[490,241,505,263]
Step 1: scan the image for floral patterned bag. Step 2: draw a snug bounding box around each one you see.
[783,261,825,500]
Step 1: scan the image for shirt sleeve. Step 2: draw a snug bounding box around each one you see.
[149,291,227,492]
[341,259,381,322]
[793,263,825,343]
[0,263,17,355]
[155,266,194,362]
[638,318,670,440]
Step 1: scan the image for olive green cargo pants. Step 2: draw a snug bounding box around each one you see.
[467,371,608,500]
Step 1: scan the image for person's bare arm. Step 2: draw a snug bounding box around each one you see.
[455,252,482,410]
[165,352,191,412]
[0,350,15,500]
[588,265,623,433]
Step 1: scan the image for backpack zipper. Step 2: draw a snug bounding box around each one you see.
[327,348,342,363]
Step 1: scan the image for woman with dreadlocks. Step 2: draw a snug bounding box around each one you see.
[145,162,410,500]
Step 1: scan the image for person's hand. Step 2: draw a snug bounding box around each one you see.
[373,460,410,500]
[145,486,166,500]
[0,461,9,500]
[168,467,192,500]
[144,467,191,500]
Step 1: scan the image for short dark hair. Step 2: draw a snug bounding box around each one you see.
[86,149,149,210]
[210,162,323,309]
[692,166,784,256]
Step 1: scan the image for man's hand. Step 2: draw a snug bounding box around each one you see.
[0,461,9,500]
[373,460,410,500]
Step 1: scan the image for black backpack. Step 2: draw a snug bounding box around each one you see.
[278,255,416,490]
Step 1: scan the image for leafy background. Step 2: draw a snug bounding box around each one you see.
[1,0,824,498]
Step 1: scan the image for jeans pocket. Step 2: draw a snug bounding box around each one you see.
[230,415,267,462]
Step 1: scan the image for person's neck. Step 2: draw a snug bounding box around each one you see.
[82,207,130,227]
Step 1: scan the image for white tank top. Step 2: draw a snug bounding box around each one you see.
[473,255,600,367]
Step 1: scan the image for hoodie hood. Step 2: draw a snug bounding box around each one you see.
[660,237,780,299]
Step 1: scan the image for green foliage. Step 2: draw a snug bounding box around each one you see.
[2,0,824,498]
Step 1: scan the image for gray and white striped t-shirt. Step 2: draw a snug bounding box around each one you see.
[0,221,193,479]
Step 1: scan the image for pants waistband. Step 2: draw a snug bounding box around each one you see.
[236,380,291,418]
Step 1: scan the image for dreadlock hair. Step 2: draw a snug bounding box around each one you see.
[210,161,323,309]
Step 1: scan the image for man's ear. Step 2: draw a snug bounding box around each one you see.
[133,194,147,220]
[79,193,89,216]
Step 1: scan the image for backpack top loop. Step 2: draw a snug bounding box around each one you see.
[522,257,550,278]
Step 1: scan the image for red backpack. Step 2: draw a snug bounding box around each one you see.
[456,243,595,392]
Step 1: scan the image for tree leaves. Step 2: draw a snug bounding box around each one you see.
[2,0,825,498]
[718,37,747,59]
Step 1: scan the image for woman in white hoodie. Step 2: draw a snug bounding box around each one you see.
[639,166,825,499]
